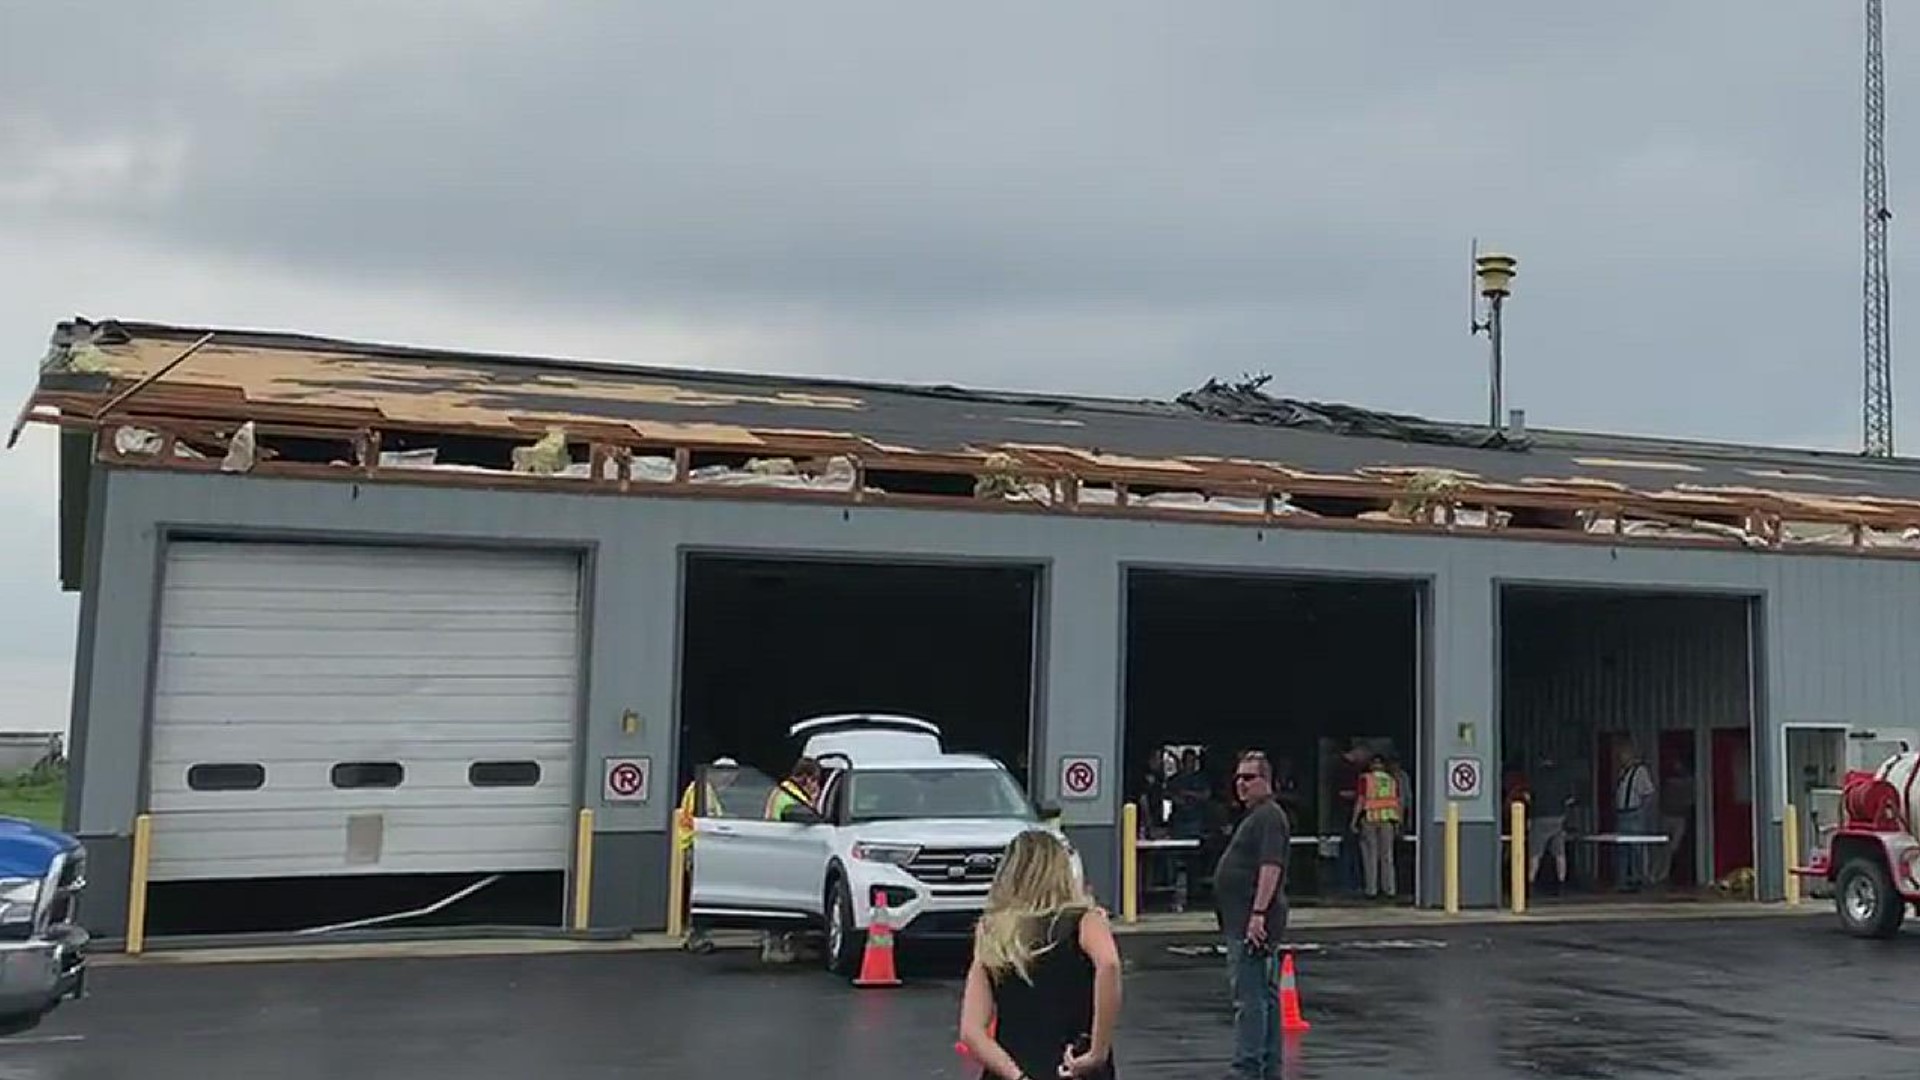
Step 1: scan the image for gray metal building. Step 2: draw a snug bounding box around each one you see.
[27,317,1920,943]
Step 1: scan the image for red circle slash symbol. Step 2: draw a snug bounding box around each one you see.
[1450,762,1477,794]
[609,761,645,797]
[1064,760,1096,795]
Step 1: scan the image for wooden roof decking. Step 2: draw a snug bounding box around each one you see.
[22,317,1920,557]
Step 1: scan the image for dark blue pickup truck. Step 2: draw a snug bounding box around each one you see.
[0,816,87,1036]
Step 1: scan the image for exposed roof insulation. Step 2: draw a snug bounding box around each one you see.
[23,317,1920,556]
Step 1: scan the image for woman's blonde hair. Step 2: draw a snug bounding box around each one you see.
[973,829,1091,984]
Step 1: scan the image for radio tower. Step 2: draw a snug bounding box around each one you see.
[1864,0,1895,456]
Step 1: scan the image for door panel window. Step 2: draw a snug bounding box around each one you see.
[332,762,405,789]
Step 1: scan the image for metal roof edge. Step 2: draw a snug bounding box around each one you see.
[47,316,1920,476]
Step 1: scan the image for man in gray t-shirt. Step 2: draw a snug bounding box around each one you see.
[1213,751,1290,1079]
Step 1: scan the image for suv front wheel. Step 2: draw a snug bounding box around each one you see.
[825,875,866,977]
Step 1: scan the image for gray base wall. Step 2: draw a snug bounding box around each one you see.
[1409,821,1499,910]
[1066,825,1119,911]
[589,830,670,933]
[75,833,130,941]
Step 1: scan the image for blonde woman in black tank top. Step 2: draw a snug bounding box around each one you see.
[959,830,1123,1080]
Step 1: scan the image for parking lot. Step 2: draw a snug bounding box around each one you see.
[6,914,1919,1079]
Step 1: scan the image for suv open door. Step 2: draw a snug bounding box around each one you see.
[688,763,832,929]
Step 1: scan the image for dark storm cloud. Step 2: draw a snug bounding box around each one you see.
[1,2,1912,440]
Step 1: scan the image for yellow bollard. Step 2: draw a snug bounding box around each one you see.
[1121,802,1139,924]
[1444,802,1460,915]
[572,808,595,932]
[1510,800,1528,915]
[667,815,688,939]
[1784,803,1801,906]
[126,813,153,956]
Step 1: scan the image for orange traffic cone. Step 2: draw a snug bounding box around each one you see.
[854,889,902,987]
[1279,951,1311,1034]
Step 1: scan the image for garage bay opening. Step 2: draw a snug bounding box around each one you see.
[1122,570,1423,913]
[677,556,1041,796]
[144,541,584,938]
[1499,588,1758,904]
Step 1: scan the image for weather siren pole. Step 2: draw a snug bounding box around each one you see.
[1469,241,1519,431]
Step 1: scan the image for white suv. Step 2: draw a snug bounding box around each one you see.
[688,714,1078,975]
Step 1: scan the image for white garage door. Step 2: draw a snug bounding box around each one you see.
[148,541,583,882]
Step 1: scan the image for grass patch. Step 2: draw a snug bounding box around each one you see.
[0,775,65,828]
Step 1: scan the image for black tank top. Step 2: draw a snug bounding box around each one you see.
[988,909,1117,1079]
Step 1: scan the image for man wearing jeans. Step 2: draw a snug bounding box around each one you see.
[1213,750,1290,1079]
[1613,741,1657,891]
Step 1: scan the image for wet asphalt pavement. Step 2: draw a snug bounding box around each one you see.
[5,914,1919,1079]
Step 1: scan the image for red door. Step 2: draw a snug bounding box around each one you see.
[1711,729,1754,880]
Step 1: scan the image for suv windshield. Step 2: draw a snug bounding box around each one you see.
[846,768,1034,822]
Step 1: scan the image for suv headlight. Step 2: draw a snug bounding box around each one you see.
[0,877,42,927]
[851,843,920,866]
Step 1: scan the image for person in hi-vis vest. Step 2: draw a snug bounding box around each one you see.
[758,757,823,963]
[676,757,739,953]
[1351,754,1403,900]
[764,757,823,821]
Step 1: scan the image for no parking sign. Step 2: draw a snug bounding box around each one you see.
[1059,756,1102,801]
[603,757,652,803]
[1445,756,1482,800]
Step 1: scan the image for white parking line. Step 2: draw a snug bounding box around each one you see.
[0,1034,85,1046]
[1165,938,1449,957]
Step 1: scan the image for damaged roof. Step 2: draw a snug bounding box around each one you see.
[29,316,1920,494]
[22,316,1920,552]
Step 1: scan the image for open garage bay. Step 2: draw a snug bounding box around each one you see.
[1123,571,1424,910]
[677,556,1042,791]
[1499,588,1759,904]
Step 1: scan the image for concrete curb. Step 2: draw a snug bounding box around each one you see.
[90,903,1826,969]
[1111,901,1828,936]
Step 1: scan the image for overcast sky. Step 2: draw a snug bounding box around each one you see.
[1,3,1915,733]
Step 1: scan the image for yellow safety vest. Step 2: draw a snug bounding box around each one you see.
[764,780,812,821]
[1360,772,1401,823]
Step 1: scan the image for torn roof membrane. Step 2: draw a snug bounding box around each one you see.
[26,317,1920,544]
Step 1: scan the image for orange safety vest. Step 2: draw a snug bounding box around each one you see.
[1360,771,1401,823]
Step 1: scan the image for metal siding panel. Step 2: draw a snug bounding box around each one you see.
[1770,556,1920,731]
[148,541,582,881]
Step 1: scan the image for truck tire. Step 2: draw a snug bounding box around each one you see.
[0,1009,46,1038]
[1836,855,1905,939]
[825,876,865,977]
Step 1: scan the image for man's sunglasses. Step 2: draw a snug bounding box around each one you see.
[1234,772,1263,783]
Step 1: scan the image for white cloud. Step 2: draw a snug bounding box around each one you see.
[0,654,74,736]
[0,117,190,209]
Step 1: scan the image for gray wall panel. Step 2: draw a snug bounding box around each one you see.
[72,466,1920,920]
[1064,825,1118,912]
[74,834,130,941]
[589,830,667,933]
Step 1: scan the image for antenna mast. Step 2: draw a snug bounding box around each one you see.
[1865,0,1895,456]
